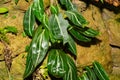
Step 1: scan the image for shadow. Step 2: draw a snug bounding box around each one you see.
[76,38,101,47]
[110,44,120,49]
[24,75,33,80]
[81,0,120,14]
[49,73,62,80]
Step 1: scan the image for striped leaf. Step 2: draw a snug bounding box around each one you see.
[66,11,88,27]
[49,14,69,44]
[69,28,91,42]
[80,73,89,80]
[93,61,109,80]
[66,35,76,56]
[23,5,35,37]
[85,66,97,80]
[78,27,99,38]
[59,0,77,11]
[23,27,49,78]
[42,14,49,29]
[63,54,77,80]
[32,0,44,22]
[50,5,59,14]
[47,49,68,78]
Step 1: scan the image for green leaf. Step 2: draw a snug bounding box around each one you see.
[32,0,44,22]
[50,5,59,14]
[66,35,76,56]
[80,73,89,80]
[23,27,49,78]
[85,66,97,80]
[14,0,19,5]
[69,28,91,42]
[59,0,77,11]
[42,14,49,29]
[49,14,69,44]
[0,7,8,14]
[63,54,77,80]
[93,61,109,80]
[47,49,68,78]
[78,27,99,38]
[4,26,18,34]
[23,5,35,37]
[66,11,88,27]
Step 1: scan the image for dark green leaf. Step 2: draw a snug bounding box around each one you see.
[63,54,77,80]
[50,5,59,14]
[85,66,97,80]
[69,28,91,42]
[93,61,109,80]
[66,11,88,27]
[23,27,49,78]
[78,27,99,38]
[49,14,69,44]
[66,35,76,56]
[47,49,68,78]
[32,0,44,22]
[14,0,19,5]
[59,0,77,11]
[23,5,35,37]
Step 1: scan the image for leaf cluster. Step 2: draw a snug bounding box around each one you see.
[23,0,101,80]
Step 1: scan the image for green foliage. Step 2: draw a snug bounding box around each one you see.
[23,0,108,80]
[50,5,59,14]
[48,13,69,44]
[65,10,88,27]
[93,61,109,80]
[32,0,44,22]
[23,5,35,37]
[47,49,67,78]
[0,7,8,14]
[69,27,91,42]
[23,27,49,78]
[78,61,109,80]
[0,26,17,44]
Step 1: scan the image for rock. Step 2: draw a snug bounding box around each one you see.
[102,8,120,77]
[111,47,120,75]
[0,1,30,79]
[76,3,112,73]
[106,15,120,47]
[10,52,27,80]
[0,62,8,80]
